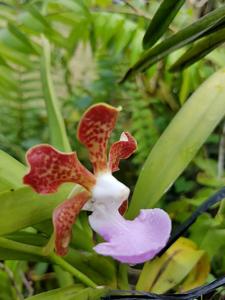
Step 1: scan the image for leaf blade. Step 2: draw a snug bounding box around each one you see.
[127,68,225,218]
[0,150,25,192]
[121,6,225,82]
[143,0,185,49]
[170,27,225,72]
[40,36,71,152]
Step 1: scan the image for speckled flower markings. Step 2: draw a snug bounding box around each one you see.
[23,103,171,264]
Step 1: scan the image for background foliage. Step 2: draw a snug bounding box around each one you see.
[0,0,225,299]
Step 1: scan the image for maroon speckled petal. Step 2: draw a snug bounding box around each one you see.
[77,103,119,174]
[53,191,90,256]
[23,144,96,194]
[109,132,137,172]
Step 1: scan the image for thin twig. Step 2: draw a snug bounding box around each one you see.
[122,0,140,14]
[20,271,34,298]
[0,262,24,300]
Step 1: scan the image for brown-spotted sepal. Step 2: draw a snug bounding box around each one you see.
[23,145,96,194]
[53,191,90,256]
[109,132,137,172]
[77,103,119,174]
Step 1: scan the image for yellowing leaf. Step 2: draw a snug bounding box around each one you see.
[180,252,210,292]
[136,237,208,293]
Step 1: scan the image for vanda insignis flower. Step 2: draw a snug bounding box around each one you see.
[23,103,171,264]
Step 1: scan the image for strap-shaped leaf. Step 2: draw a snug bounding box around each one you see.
[40,36,71,152]
[121,5,225,82]
[127,68,225,218]
[143,0,185,49]
[26,285,108,300]
[170,27,225,72]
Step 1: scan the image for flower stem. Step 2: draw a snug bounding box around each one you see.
[117,263,129,290]
[0,237,42,256]
[0,237,97,288]
[49,253,97,288]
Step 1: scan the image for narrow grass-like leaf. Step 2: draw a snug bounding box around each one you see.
[0,247,44,262]
[26,285,108,300]
[8,23,39,54]
[40,36,71,152]
[127,68,225,218]
[143,0,185,49]
[170,27,225,72]
[0,42,33,68]
[121,6,225,82]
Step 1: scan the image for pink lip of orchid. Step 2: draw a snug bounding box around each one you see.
[23,103,171,264]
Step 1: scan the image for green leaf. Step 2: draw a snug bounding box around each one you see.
[27,6,50,30]
[127,68,225,218]
[0,237,44,261]
[54,265,74,288]
[0,246,45,262]
[48,0,90,18]
[0,42,33,68]
[40,36,71,152]
[136,238,207,293]
[7,23,39,54]
[0,150,25,192]
[0,185,73,235]
[26,285,108,300]
[170,27,225,72]
[121,6,225,82]
[19,11,46,33]
[143,0,185,49]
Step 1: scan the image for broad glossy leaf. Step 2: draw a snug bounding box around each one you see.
[143,0,185,49]
[127,68,225,218]
[121,6,225,82]
[136,238,207,293]
[26,285,108,300]
[0,150,25,192]
[40,36,71,152]
[170,27,225,72]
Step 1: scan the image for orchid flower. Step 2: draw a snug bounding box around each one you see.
[23,103,171,264]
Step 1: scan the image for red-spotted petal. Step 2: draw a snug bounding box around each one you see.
[77,103,119,173]
[23,145,96,194]
[53,191,90,256]
[109,132,137,172]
